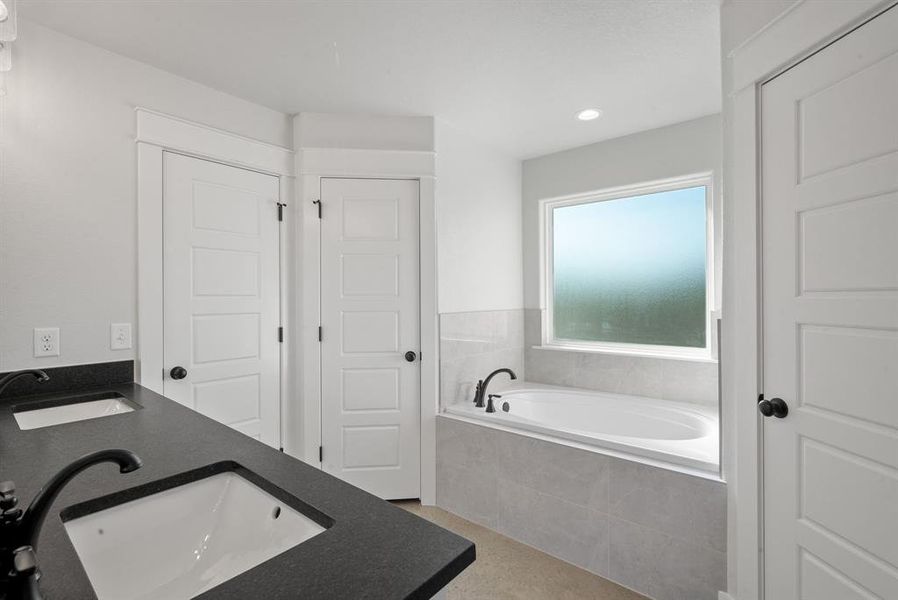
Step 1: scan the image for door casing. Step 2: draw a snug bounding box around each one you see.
[136,108,294,450]
[297,149,439,505]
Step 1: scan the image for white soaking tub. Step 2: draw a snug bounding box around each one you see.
[444,386,719,473]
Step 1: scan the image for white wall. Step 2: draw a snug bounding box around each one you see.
[522,113,722,311]
[720,0,797,57]
[435,120,523,314]
[0,21,291,371]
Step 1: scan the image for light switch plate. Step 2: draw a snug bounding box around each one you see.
[110,323,132,350]
[34,327,60,357]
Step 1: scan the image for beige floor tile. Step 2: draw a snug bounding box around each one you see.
[394,500,647,600]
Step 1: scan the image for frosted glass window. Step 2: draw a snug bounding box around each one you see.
[551,185,708,349]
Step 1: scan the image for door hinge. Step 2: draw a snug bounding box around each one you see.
[318,326,322,342]
[278,326,284,343]
[277,202,286,222]
[318,446,323,462]
[312,199,321,219]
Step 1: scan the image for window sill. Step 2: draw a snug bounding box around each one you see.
[531,344,719,364]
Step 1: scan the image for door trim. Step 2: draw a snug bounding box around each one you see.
[135,108,294,449]
[723,2,896,599]
[298,152,439,505]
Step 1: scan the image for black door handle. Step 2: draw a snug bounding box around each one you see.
[404,351,417,362]
[758,396,788,418]
[170,366,188,380]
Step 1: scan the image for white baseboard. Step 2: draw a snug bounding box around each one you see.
[719,592,736,600]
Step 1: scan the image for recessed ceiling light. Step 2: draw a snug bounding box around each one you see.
[577,108,602,121]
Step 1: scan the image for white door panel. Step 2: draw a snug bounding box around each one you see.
[163,152,281,447]
[761,7,898,600]
[320,178,421,500]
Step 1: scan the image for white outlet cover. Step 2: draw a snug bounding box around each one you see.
[33,327,60,358]
[110,323,132,350]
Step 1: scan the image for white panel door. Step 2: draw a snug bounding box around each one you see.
[761,7,898,600]
[163,152,281,447]
[320,178,421,500]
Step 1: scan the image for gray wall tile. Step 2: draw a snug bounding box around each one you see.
[436,462,498,529]
[439,309,526,407]
[436,415,498,474]
[497,479,610,576]
[609,517,726,600]
[524,309,719,406]
[497,429,609,513]
[609,459,726,553]
[525,346,577,386]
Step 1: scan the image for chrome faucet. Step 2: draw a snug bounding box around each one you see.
[1,449,143,599]
[473,368,517,408]
[0,370,49,398]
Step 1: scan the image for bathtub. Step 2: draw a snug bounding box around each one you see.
[444,386,719,473]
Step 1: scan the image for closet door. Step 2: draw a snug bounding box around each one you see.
[760,7,898,599]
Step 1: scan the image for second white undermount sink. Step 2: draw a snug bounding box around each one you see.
[63,467,329,600]
[13,392,136,430]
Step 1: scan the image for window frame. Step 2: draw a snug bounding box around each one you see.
[540,172,716,361]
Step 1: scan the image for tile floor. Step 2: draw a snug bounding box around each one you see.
[394,500,648,600]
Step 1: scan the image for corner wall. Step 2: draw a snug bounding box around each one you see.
[0,20,291,371]
[434,121,523,315]
[434,121,525,409]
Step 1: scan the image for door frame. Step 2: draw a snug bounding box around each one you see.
[135,107,295,448]
[297,149,438,504]
[723,2,895,599]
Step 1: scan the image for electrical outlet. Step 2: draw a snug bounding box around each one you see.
[110,323,132,350]
[33,327,60,358]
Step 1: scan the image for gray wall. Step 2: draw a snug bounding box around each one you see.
[439,309,524,408]
[522,114,722,309]
[520,115,722,407]
[437,417,726,600]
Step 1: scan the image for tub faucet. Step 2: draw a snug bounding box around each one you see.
[0,370,49,398]
[474,368,517,408]
[486,394,501,414]
[0,449,143,599]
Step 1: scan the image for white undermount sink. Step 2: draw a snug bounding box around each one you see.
[13,393,135,430]
[63,469,328,600]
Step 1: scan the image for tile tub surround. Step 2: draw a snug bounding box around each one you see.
[436,416,726,600]
[524,309,719,406]
[439,309,525,407]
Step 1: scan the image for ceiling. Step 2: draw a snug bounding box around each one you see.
[20,0,722,159]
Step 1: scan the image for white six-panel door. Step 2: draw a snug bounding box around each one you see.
[320,178,421,500]
[761,7,898,599]
[163,152,281,447]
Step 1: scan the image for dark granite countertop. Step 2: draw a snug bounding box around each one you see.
[0,381,474,599]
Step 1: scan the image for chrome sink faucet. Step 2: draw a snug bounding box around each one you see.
[474,368,517,408]
[1,449,143,600]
